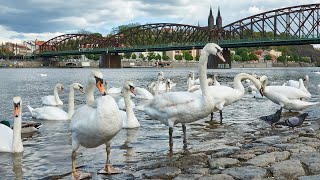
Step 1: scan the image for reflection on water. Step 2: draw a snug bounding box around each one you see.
[0,67,320,179]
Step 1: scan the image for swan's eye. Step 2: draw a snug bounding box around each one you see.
[129,85,134,90]
[94,76,103,84]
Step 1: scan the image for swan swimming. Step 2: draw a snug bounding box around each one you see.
[140,43,225,152]
[28,83,84,121]
[0,97,24,153]
[41,83,64,106]
[70,71,123,179]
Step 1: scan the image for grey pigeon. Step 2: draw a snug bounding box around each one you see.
[260,107,282,129]
[275,113,308,130]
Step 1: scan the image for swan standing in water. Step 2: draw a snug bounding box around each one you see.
[41,83,64,106]
[206,73,264,124]
[141,43,225,152]
[70,71,123,179]
[119,81,140,129]
[259,75,318,110]
[0,97,23,153]
[28,83,84,121]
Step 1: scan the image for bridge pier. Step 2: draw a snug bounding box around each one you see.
[207,48,231,69]
[99,52,121,68]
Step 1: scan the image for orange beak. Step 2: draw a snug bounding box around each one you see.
[96,81,106,96]
[130,87,136,96]
[217,51,226,62]
[13,103,20,118]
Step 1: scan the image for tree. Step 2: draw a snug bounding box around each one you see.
[132,53,137,59]
[264,54,272,61]
[124,53,131,59]
[147,52,156,61]
[195,55,200,61]
[162,54,169,60]
[240,52,249,61]
[155,54,161,60]
[139,53,145,60]
[174,54,183,60]
[248,53,258,60]
[277,55,286,62]
[111,23,140,34]
[234,55,242,61]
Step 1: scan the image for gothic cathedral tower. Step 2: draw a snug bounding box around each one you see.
[216,7,222,29]
[208,6,214,30]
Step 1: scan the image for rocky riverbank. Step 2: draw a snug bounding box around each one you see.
[128,116,320,180]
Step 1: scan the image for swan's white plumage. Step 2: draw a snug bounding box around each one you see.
[117,98,135,110]
[0,124,14,152]
[133,87,153,99]
[41,83,64,106]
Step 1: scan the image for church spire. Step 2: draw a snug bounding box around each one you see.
[208,6,214,29]
[217,6,221,18]
[216,6,222,29]
[209,6,213,17]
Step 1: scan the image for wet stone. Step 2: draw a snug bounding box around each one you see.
[198,174,234,180]
[254,136,282,145]
[270,159,305,179]
[184,165,209,175]
[245,152,276,167]
[231,153,256,161]
[222,166,267,180]
[143,166,181,179]
[291,153,320,174]
[271,151,290,161]
[209,158,240,169]
[211,146,240,158]
[173,173,202,180]
[298,174,320,180]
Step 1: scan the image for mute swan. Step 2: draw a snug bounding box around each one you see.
[206,73,264,124]
[119,81,139,128]
[28,83,84,121]
[0,120,42,134]
[41,83,64,106]
[187,74,215,92]
[283,75,309,88]
[71,71,122,179]
[259,75,318,110]
[141,43,225,152]
[133,87,153,99]
[149,71,164,90]
[117,97,135,110]
[0,97,24,153]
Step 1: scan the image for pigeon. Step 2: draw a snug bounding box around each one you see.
[260,107,282,129]
[274,113,308,130]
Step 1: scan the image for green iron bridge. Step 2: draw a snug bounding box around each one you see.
[38,3,320,68]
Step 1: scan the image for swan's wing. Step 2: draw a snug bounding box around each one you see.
[0,124,13,152]
[267,86,310,99]
[41,95,56,105]
[70,105,95,127]
[135,87,153,99]
[32,106,68,120]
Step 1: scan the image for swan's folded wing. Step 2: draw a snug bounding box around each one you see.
[0,125,13,152]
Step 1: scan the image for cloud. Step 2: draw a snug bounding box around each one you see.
[0,0,319,43]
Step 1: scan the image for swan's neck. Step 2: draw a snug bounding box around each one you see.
[53,85,61,104]
[165,83,170,92]
[12,115,23,152]
[154,79,161,95]
[233,73,258,96]
[187,76,192,91]
[199,50,209,96]
[123,88,135,120]
[214,77,220,86]
[68,86,75,119]
[192,72,195,81]
[86,83,95,107]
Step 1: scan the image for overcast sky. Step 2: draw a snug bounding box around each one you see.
[0,0,319,44]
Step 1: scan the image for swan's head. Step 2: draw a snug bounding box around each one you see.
[123,80,136,96]
[258,75,268,97]
[89,70,106,96]
[158,71,164,81]
[203,43,225,62]
[72,83,84,94]
[303,75,309,82]
[13,96,21,118]
[57,84,64,93]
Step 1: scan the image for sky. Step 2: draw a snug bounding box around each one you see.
[0,0,319,44]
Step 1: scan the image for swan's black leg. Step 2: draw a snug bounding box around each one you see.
[219,110,223,124]
[182,124,187,149]
[210,112,213,121]
[169,127,173,154]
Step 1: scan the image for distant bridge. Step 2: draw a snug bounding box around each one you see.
[38,3,320,68]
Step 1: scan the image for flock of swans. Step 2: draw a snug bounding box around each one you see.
[0,43,318,179]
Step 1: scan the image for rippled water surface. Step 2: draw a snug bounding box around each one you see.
[0,67,320,179]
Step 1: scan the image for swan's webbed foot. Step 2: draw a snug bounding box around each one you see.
[72,170,92,180]
[98,164,121,174]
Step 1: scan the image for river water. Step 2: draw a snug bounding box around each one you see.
[0,67,320,179]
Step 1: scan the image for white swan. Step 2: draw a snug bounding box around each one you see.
[41,83,64,106]
[149,71,164,90]
[141,43,225,151]
[187,74,215,93]
[205,73,264,124]
[283,75,309,88]
[119,81,140,128]
[0,97,23,153]
[28,83,84,121]
[133,87,153,99]
[259,75,318,110]
[117,98,135,111]
[71,71,122,179]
